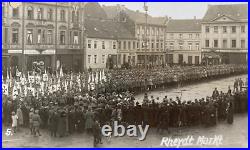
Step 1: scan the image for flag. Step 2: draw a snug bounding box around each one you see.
[95,72,99,84]
[88,73,91,83]
[29,75,35,83]
[16,67,21,77]
[60,66,63,77]
[2,84,8,95]
[43,73,48,82]
[92,73,95,83]
[6,69,10,84]
[12,83,19,100]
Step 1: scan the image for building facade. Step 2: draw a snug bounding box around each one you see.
[103,4,167,68]
[165,19,202,65]
[84,17,136,69]
[201,4,248,65]
[136,23,166,67]
[2,2,85,74]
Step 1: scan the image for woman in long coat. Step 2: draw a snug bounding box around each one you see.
[85,108,94,134]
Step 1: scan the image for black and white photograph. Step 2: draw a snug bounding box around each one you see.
[1,2,248,148]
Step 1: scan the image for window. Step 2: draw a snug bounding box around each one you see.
[179,34,183,39]
[123,41,126,49]
[205,40,209,47]
[102,41,105,49]
[27,7,33,19]
[133,41,136,49]
[160,43,163,49]
[37,8,43,20]
[47,8,53,21]
[195,34,199,38]
[170,33,174,39]
[214,26,218,33]
[12,7,19,18]
[137,41,139,49]
[42,30,46,44]
[94,55,97,64]
[47,30,53,44]
[60,10,65,21]
[179,43,183,50]
[37,29,42,44]
[3,28,8,44]
[188,56,192,65]
[205,26,209,33]
[156,42,159,49]
[118,41,121,49]
[231,26,236,33]
[170,43,174,49]
[88,55,91,64]
[60,31,66,44]
[73,32,79,44]
[188,43,192,50]
[27,29,33,44]
[214,40,218,48]
[223,39,227,48]
[241,26,245,33]
[196,43,199,50]
[137,28,140,35]
[241,40,245,49]
[128,41,131,50]
[223,26,227,33]
[151,28,155,35]
[189,34,192,39]
[88,40,92,48]
[113,41,116,49]
[12,28,19,44]
[102,55,105,63]
[94,41,97,49]
[151,43,154,49]
[2,5,5,18]
[231,40,236,48]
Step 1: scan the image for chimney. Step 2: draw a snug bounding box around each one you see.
[194,16,196,20]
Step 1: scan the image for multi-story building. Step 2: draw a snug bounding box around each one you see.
[84,3,136,69]
[2,2,85,73]
[165,18,202,65]
[201,4,248,65]
[84,18,136,69]
[103,4,168,67]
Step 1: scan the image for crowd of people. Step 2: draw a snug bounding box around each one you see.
[2,64,248,146]
[106,64,247,93]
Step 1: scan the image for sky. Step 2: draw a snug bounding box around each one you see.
[100,2,247,19]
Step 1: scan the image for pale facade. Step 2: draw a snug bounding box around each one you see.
[136,24,166,66]
[85,38,118,69]
[201,4,248,64]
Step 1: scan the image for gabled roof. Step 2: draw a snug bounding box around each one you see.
[84,18,136,40]
[166,19,201,32]
[84,2,108,19]
[202,4,248,22]
[102,5,167,26]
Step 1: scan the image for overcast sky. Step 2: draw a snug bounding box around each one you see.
[100,2,247,19]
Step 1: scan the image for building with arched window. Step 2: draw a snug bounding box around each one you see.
[2,2,86,75]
